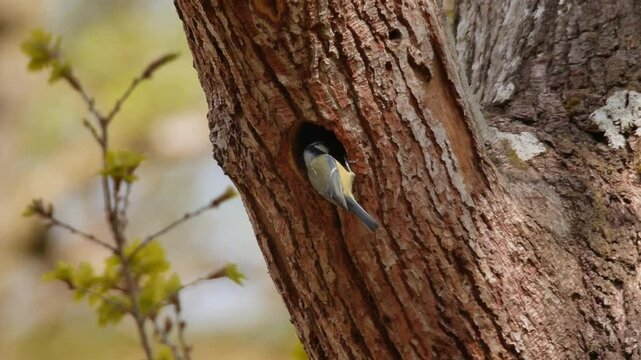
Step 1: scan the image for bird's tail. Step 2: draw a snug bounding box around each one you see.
[346,197,379,232]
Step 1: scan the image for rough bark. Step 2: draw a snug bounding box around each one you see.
[174,0,641,358]
[455,1,641,358]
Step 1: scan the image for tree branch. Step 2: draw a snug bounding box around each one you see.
[130,187,236,259]
[63,73,105,124]
[105,76,143,124]
[152,316,182,360]
[23,41,184,360]
[42,214,115,252]
[105,52,179,124]
[82,118,103,146]
[173,297,191,360]
[119,182,132,231]
[74,287,132,314]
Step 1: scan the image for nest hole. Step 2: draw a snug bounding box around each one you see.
[291,122,347,171]
[388,28,402,41]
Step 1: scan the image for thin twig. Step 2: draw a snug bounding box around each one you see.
[104,170,153,360]
[176,275,210,293]
[105,52,179,124]
[20,46,184,360]
[113,182,122,220]
[105,76,142,124]
[89,83,153,359]
[119,182,132,231]
[99,127,114,227]
[53,51,181,360]
[112,182,131,233]
[42,214,115,252]
[143,203,214,245]
[64,73,104,123]
[118,248,155,359]
[174,298,191,360]
[142,275,208,319]
[152,316,182,360]
[73,287,132,313]
[153,274,214,313]
[129,189,235,260]
[67,72,114,234]
[82,118,103,146]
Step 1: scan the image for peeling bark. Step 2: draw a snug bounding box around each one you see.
[175,0,641,358]
[457,0,641,358]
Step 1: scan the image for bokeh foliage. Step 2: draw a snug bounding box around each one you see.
[22,28,245,360]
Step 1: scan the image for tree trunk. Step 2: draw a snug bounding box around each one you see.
[174,0,641,358]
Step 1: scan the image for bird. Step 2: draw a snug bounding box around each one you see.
[303,141,379,231]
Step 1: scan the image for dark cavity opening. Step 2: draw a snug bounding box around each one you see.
[388,28,402,41]
[292,122,347,171]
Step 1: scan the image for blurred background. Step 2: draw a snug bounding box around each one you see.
[0,0,297,359]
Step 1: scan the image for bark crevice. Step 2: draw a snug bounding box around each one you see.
[175,0,641,358]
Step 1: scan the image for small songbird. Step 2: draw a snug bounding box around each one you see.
[303,142,379,231]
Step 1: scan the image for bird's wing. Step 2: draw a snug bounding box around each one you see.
[324,155,348,209]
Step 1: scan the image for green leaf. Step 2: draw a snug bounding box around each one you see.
[22,198,53,217]
[74,262,95,287]
[21,29,55,71]
[49,60,71,83]
[100,150,145,183]
[22,204,37,217]
[223,263,246,286]
[72,262,97,301]
[87,292,103,307]
[20,29,66,78]
[138,275,163,316]
[127,240,169,278]
[96,295,129,326]
[162,273,182,299]
[137,273,180,316]
[154,345,175,360]
[124,238,143,257]
[101,255,122,291]
[42,261,74,284]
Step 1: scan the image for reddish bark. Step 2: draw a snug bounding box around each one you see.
[175,0,641,358]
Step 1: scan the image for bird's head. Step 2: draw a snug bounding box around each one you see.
[303,142,330,164]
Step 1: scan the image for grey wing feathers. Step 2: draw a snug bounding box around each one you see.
[324,155,348,209]
[346,197,379,232]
